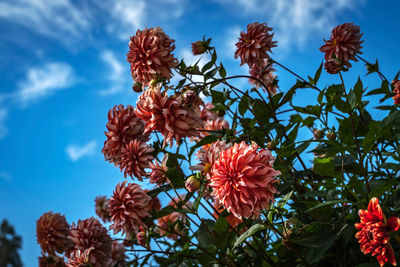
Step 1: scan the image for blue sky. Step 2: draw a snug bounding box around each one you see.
[0,0,399,265]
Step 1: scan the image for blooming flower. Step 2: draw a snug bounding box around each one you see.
[144,189,162,213]
[235,22,277,67]
[102,105,148,165]
[66,248,93,267]
[136,227,147,247]
[94,196,111,223]
[213,203,243,228]
[355,197,399,267]
[109,181,152,235]
[136,84,203,147]
[69,218,112,266]
[324,58,342,74]
[36,211,72,255]
[127,27,178,86]
[148,154,169,185]
[119,140,154,180]
[320,23,363,68]
[38,254,65,267]
[111,241,126,265]
[199,102,219,122]
[248,60,278,95]
[209,141,280,219]
[191,41,207,55]
[392,80,400,105]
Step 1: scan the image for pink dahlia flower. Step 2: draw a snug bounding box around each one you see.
[235,22,277,67]
[355,197,399,267]
[36,211,72,255]
[94,196,111,223]
[320,23,363,68]
[136,227,147,247]
[144,189,162,213]
[249,60,278,95]
[102,105,148,165]
[199,102,219,121]
[136,84,203,147]
[66,248,93,267]
[119,140,154,180]
[393,80,400,105]
[127,27,178,86]
[69,218,111,266]
[148,154,169,185]
[209,141,280,219]
[109,181,151,235]
[324,58,342,74]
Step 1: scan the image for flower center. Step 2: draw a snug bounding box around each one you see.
[204,163,212,173]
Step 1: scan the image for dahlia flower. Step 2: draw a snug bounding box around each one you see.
[393,80,400,105]
[136,84,203,147]
[127,27,178,86]
[157,212,187,240]
[209,141,280,219]
[36,211,72,255]
[355,197,399,267]
[109,181,152,235]
[39,254,65,267]
[66,248,93,267]
[320,23,363,68]
[94,196,111,223]
[249,60,278,95]
[190,140,232,178]
[148,154,169,185]
[199,102,219,121]
[102,105,148,165]
[119,140,154,180]
[235,22,277,67]
[136,227,147,247]
[111,241,126,265]
[144,189,162,213]
[69,217,111,266]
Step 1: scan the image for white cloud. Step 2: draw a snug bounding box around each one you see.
[0,108,8,140]
[0,0,91,42]
[218,0,363,51]
[15,62,75,107]
[66,140,97,161]
[0,171,12,182]
[99,50,128,95]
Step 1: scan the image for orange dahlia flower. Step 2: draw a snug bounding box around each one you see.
[320,23,363,68]
[235,22,277,67]
[209,141,280,219]
[355,197,399,267]
[127,27,178,86]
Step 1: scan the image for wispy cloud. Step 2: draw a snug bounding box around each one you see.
[66,140,97,161]
[218,0,363,51]
[0,0,92,43]
[99,50,127,95]
[0,108,8,140]
[15,62,75,107]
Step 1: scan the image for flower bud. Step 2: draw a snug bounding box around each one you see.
[267,141,276,150]
[136,228,146,247]
[313,129,325,140]
[132,81,143,93]
[324,59,342,74]
[191,41,207,55]
[185,175,201,192]
[326,132,336,140]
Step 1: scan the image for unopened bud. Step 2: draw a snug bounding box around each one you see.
[326,132,336,140]
[185,175,201,192]
[132,81,143,93]
[267,141,276,150]
[191,41,207,55]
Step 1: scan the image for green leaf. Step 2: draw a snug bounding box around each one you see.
[277,190,294,209]
[305,200,350,213]
[166,155,185,188]
[238,94,249,116]
[313,62,323,85]
[313,157,337,177]
[219,63,226,78]
[354,77,363,104]
[189,135,219,158]
[193,182,206,211]
[233,223,266,249]
[334,97,351,113]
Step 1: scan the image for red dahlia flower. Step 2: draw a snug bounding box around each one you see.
[320,23,363,68]
[392,80,400,105]
[36,211,72,255]
[69,218,112,266]
[109,181,152,235]
[355,197,399,267]
[102,105,148,165]
[127,27,178,86]
[235,22,277,67]
[209,141,280,219]
[119,140,154,180]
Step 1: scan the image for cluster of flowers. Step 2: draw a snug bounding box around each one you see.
[36,21,400,266]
